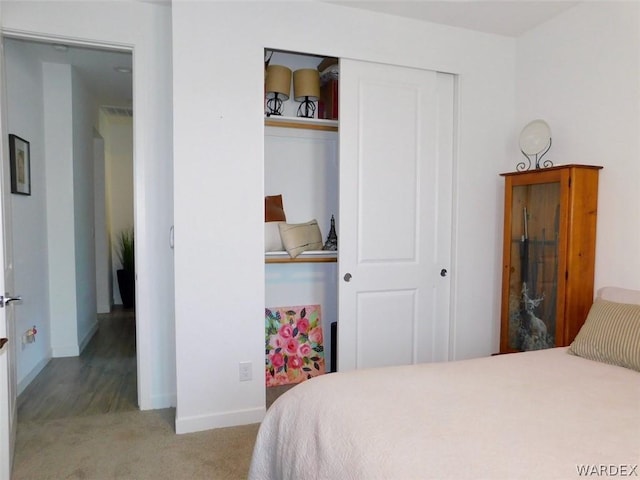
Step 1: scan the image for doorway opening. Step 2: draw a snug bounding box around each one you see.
[2,36,137,420]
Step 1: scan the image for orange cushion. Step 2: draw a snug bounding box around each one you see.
[265,195,286,222]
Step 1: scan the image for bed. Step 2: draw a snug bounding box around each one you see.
[249,287,640,479]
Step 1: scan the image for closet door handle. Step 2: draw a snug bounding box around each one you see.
[0,338,7,350]
[343,273,352,282]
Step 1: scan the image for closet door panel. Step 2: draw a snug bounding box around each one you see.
[339,60,454,371]
[357,80,419,262]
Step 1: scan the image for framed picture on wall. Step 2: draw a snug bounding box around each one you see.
[9,134,31,195]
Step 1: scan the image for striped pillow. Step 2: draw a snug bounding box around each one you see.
[569,300,640,372]
[279,220,323,258]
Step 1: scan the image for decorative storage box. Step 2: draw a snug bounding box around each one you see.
[319,79,338,120]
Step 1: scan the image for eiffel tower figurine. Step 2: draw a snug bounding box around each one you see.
[323,215,338,251]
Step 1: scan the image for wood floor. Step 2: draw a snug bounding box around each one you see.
[17,308,137,422]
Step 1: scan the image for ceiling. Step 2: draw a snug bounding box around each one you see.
[5,37,132,109]
[324,1,581,37]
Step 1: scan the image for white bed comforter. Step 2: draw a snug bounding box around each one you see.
[249,348,640,479]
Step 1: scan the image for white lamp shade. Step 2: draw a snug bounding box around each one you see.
[293,69,320,101]
[265,65,291,100]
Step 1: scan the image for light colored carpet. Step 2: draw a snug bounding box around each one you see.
[12,408,260,480]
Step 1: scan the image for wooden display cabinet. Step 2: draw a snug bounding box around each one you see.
[499,164,602,353]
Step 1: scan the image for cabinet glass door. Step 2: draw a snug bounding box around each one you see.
[507,181,560,351]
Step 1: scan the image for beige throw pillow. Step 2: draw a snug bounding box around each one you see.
[568,300,640,372]
[279,220,323,258]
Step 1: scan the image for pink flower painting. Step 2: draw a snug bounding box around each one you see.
[265,304,325,387]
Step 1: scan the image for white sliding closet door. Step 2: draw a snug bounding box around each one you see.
[338,59,454,371]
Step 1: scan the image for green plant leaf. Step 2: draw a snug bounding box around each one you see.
[116,228,135,272]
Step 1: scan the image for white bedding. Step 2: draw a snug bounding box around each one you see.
[249,347,640,479]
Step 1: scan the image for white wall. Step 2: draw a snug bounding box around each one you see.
[71,68,99,350]
[43,62,78,358]
[4,40,51,392]
[515,2,640,291]
[172,2,515,433]
[2,0,175,409]
[94,132,111,314]
[98,112,134,306]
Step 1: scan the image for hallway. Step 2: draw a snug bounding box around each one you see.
[17,308,137,422]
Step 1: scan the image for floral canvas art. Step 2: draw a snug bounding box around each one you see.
[265,304,325,387]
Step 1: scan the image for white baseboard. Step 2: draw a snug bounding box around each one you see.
[51,321,98,358]
[139,392,176,410]
[51,345,80,357]
[97,303,111,314]
[175,407,265,434]
[17,354,51,396]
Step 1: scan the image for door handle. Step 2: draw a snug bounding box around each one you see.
[0,338,7,349]
[343,273,352,282]
[440,269,448,277]
[0,295,22,308]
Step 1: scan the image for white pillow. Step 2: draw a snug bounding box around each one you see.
[265,222,285,252]
[597,286,640,305]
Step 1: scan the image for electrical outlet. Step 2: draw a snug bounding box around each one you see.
[239,361,252,382]
[23,326,37,346]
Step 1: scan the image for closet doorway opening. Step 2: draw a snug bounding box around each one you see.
[3,36,138,420]
[264,48,339,407]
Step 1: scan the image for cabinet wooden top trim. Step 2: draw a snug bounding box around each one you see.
[265,116,338,132]
[500,164,603,177]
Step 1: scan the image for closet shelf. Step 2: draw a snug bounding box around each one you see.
[265,250,338,264]
[265,116,338,132]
